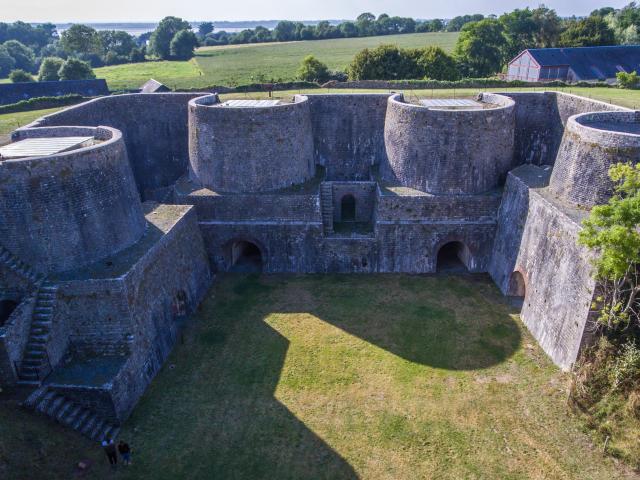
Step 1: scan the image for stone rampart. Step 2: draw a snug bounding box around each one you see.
[381,93,515,194]
[189,94,314,192]
[298,93,391,180]
[549,111,640,207]
[0,126,145,275]
[27,93,201,199]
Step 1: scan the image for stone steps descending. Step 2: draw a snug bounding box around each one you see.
[0,245,44,284]
[17,282,58,385]
[320,183,334,235]
[23,387,120,443]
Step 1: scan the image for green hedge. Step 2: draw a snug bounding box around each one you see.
[0,94,87,114]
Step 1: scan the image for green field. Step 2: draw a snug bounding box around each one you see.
[94,32,459,90]
[2,274,635,479]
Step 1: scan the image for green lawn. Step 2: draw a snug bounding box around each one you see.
[94,32,459,90]
[2,274,633,479]
[0,107,67,145]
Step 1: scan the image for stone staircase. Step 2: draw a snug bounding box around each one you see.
[23,386,120,443]
[320,183,334,235]
[17,282,58,384]
[0,244,43,284]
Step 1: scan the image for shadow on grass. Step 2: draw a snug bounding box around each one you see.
[131,273,521,479]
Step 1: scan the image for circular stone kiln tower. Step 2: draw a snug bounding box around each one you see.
[0,125,146,275]
[381,93,516,194]
[188,95,315,193]
[549,111,640,208]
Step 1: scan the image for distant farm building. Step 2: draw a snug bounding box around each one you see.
[506,45,640,83]
[140,78,171,93]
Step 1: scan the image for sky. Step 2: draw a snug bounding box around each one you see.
[0,0,632,23]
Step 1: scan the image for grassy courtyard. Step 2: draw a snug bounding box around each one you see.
[1,274,633,479]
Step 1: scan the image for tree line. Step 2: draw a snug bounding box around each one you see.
[341,4,640,81]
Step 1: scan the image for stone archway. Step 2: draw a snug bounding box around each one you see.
[436,241,469,273]
[0,299,18,327]
[230,240,263,272]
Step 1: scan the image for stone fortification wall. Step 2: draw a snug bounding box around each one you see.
[299,94,391,180]
[503,91,626,167]
[381,93,515,194]
[28,93,201,198]
[0,296,34,385]
[189,94,314,192]
[0,126,145,275]
[376,189,501,222]
[330,182,376,223]
[489,165,596,369]
[549,111,640,208]
[174,179,321,222]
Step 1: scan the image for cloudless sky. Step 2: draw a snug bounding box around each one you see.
[0,0,632,23]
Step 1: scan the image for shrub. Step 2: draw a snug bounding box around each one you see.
[103,51,128,65]
[348,44,420,80]
[297,55,329,82]
[37,56,64,81]
[617,71,639,89]
[58,58,95,80]
[417,46,460,81]
[129,47,145,63]
[9,68,34,82]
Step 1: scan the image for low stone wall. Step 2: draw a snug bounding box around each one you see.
[382,93,516,194]
[299,93,391,181]
[189,94,315,193]
[1,126,146,275]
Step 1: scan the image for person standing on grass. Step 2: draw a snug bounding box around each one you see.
[118,440,132,465]
[102,438,117,467]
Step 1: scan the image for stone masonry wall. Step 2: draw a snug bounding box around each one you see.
[489,165,596,369]
[189,95,315,192]
[549,111,640,208]
[28,93,201,199]
[1,126,146,275]
[300,94,391,180]
[331,182,376,223]
[382,93,515,194]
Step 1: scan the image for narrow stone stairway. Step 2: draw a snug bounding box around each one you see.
[0,244,43,284]
[17,282,58,385]
[23,387,120,442]
[320,183,334,235]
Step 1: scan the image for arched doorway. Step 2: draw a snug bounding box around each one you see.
[436,241,469,273]
[0,299,18,327]
[507,271,526,308]
[340,194,356,222]
[230,241,263,272]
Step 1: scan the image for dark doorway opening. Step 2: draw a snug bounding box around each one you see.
[436,242,468,273]
[0,299,18,326]
[341,194,356,222]
[507,271,526,308]
[231,241,263,272]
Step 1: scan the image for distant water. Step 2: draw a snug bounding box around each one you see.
[54,23,248,36]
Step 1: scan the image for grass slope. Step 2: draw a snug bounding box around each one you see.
[94,32,459,90]
[2,274,633,479]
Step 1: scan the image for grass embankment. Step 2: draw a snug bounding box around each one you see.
[2,274,633,479]
[94,32,459,90]
[0,107,65,145]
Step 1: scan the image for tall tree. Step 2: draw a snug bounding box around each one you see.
[150,16,191,59]
[560,16,616,47]
[169,29,199,60]
[60,24,101,56]
[198,22,214,38]
[3,40,35,72]
[454,19,506,77]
